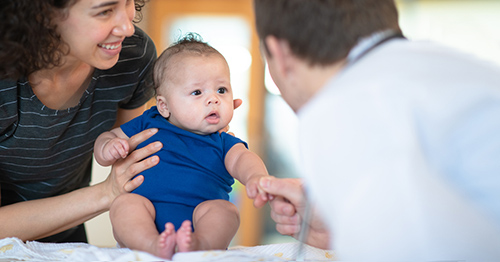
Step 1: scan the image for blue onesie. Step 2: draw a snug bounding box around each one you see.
[120,106,247,232]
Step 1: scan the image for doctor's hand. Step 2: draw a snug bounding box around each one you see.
[101,128,162,208]
[259,177,331,250]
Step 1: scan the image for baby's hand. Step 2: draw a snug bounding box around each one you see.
[102,138,130,163]
[246,175,273,208]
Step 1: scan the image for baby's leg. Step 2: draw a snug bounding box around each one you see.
[177,200,240,252]
[110,193,176,259]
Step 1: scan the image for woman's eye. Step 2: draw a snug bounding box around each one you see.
[217,87,227,94]
[191,90,202,96]
[98,9,112,16]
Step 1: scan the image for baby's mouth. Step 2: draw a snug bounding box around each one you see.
[207,112,219,118]
[205,111,220,123]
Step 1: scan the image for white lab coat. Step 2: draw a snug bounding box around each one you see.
[298,38,500,261]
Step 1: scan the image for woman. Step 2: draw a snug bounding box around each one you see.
[0,0,161,243]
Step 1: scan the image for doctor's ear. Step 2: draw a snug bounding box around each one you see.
[264,36,294,76]
[156,95,171,119]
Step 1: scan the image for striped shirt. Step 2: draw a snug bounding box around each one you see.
[0,26,156,206]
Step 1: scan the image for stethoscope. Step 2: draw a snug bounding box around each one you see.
[346,29,406,66]
[294,30,406,261]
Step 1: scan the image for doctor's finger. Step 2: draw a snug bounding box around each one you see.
[270,209,300,225]
[260,177,305,209]
[275,223,301,237]
[269,196,297,216]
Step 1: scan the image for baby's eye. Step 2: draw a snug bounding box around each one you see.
[191,90,202,96]
[217,87,227,94]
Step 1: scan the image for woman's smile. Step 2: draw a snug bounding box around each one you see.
[97,41,123,56]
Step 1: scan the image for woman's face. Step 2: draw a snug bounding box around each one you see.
[54,0,136,69]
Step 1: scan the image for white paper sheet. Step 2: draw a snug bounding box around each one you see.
[0,237,335,261]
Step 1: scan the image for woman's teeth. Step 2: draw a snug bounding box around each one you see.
[98,43,120,50]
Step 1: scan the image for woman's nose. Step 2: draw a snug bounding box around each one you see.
[113,8,135,37]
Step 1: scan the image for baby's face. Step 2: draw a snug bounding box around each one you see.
[160,53,234,135]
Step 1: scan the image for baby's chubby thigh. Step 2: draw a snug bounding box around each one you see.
[110,193,156,221]
[192,200,240,233]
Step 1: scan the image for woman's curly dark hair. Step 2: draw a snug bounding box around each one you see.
[0,0,149,81]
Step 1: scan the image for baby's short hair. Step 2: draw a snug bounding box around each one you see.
[153,33,225,94]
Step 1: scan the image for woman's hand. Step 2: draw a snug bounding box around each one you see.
[102,128,162,206]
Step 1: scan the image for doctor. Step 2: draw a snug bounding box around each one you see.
[253,0,500,260]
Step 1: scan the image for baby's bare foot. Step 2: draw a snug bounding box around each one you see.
[155,222,177,259]
[176,220,198,252]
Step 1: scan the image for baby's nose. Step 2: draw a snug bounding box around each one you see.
[207,96,220,105]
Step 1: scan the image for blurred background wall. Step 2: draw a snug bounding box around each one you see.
[86,0,500,247]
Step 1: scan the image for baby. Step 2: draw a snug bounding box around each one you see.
[94,33,269,259]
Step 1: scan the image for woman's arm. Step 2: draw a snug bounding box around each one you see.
[0,123,161,241]
[0,181,113,241]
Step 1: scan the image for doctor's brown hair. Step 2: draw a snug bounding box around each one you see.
[254,0,402,65]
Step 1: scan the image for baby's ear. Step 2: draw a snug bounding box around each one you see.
[156,95,171,118]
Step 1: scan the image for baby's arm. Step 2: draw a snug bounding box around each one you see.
[94,127,130,167]
[225,143,271,208]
